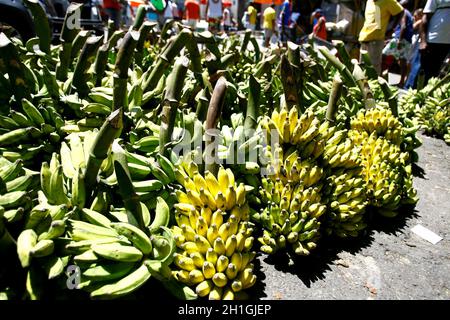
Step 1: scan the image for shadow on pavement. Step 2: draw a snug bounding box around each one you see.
[412,163,426,179]
[259,204,419,292]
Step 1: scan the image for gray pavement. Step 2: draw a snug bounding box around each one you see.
[249,133,450,300]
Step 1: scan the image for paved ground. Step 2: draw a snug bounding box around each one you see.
[249,133,450,300]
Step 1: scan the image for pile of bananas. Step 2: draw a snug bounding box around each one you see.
[0,98,64,164]
[171,165,256,300]
[349,107,418,217]
[320,124,369,238]
[399,77,450,145]
[254,108,328,255]
[0,157,39,225]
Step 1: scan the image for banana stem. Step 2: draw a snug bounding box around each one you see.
[244,75,260,134]
[159,56,189,156]
[195,88,210,121]
[326,74,343,122]
[205,77,228,175]
[112,30,139,110]
[84,108,123,198]
[319,47,357,87]
[240,30,252,54]
[24,0,51,54]
[159,20,177,45]
[107,30,125,51]
[335,40,352,69]
[132,5,148,30]
[71,35,103,98]
[71,30,91,60]
[0,33,31,102]
[287,42,300,67]
[112,141,145,230]
[185,31,203,83]
[378,77,398,116]
[353,62,376,110]
[280,55,301,112]
[250,37,261,61]
[94,44,109,86]
[135,22,155,67]
[360,49,378,80]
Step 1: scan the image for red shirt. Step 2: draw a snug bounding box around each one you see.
[103,0,121,10]
[313,16,327,41]
[185,0,200,20]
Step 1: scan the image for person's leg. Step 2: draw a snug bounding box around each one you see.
[427,43,450,79]
[405,49,421,89]
[365,40,383,75]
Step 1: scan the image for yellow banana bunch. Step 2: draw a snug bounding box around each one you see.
[348,108,418,217]
[172,165,257,300]
[350,107,403,145]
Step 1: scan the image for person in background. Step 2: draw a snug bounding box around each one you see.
[222,5,233,33]
[311,8,327,41]
[419,0,450,83]
[263,3,276,47]
[358,0,404,75]
[103,0,122,30]
[382,0,414,87]
[172,0,182,20]
[404,9,424,88]
[184,0,200,30]
[164,0,174,22]
[279,0,292,43]
[205,0,223,33]
[147,0,167,28]
[247,2,257,31]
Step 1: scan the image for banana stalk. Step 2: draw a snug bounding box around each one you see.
[84,109,123,198]
[24,0,51,54]
[71,30,91,60]
[113,30,140,110]
[134,22,155,67]
[132,5,148,30]
[244,75,260,133]
[94,44,109,86]
[334,40,352,70]
[71,35,103,97]
[205,77,228,175]
[240,30,252,55]
[352,62,376,110]
[326,74,343,122]
[56,2,82,81]
[108,30,125,51]
[159,56,190,156]
[112,142,145,230]
[318,47,357,88]
[280,55,301,111]
[378,77,398,116]
[360,49,378,80]
[196,88,210,122]
[250,36,261,61]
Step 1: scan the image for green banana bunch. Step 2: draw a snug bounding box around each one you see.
[171,165,257,300]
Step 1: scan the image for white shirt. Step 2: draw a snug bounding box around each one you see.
[164,1,174,18]
[424,0,450,44]
[207,0,223,19]
[223,8,232,26]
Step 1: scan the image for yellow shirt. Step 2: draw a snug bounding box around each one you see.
[248,6,257,25]
[263,7,276,30]
[359,0,404,42]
